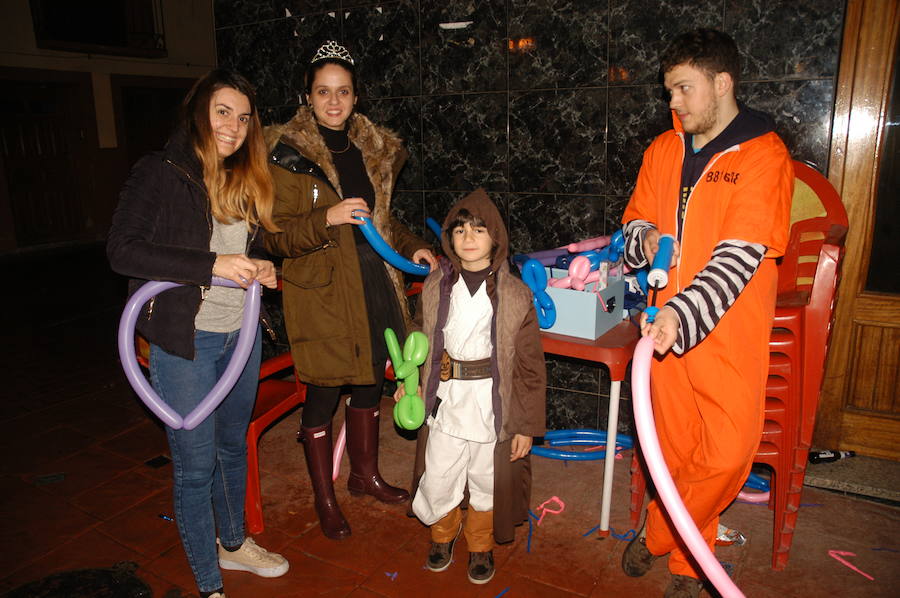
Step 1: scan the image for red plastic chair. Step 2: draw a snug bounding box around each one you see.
[135,336,305,535]
[629,161,848,571]
[245,352,305,534]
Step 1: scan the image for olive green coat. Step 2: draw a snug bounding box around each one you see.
[263,107,429,386]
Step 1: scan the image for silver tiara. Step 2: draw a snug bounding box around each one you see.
[310,40,354,65]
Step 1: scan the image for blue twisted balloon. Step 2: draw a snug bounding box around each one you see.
[425,217,442,240]
[358,216,430,276]
[521,258,556,329]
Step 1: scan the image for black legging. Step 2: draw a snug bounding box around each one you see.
[300,362,387,428]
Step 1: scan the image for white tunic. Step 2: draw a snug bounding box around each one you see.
[413,275,497,525]
[430,276,495,443]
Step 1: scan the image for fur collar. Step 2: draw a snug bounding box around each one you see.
[265,106,412,323]
[266,107,405,217]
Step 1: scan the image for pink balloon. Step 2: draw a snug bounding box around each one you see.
[737,490,769,503]
[548,275,573,288]
[567,235,611,253]
[631,336,745,598]
[569,256,593,291]
[332,421,346,481]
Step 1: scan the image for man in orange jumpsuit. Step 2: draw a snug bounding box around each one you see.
[620,29,793,598]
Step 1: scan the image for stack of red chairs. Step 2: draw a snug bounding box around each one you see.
[628,160,849,570]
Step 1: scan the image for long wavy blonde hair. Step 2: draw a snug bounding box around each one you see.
[181,69,279,232]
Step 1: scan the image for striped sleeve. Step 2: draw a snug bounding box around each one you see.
[623,219,655,269]
[666,240,766,354]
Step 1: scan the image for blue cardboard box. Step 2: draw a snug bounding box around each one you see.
[544,267,626,340]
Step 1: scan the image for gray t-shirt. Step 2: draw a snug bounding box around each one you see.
[195,217,248,332]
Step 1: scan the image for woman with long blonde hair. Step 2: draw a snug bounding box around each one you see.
[108,69,288,598]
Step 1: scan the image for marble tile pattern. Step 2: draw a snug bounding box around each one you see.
[216,13,339,108]
[509,88,607,195]
[608,0,723,87]
[726,0,845,80]
[509,193,604,257]
[365,96,423,192]
[742,79,836,173]
[507,1,609,90]
[216,0,847,417]
[214,0,339,28]
[420,0,508,94]
[342,1,421,99]
[421,93,509,191]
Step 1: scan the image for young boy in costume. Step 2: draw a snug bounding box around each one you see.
[398,188,546,585]
[620,29,792,598]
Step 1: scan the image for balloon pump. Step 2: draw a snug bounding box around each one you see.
[644,234,675,323]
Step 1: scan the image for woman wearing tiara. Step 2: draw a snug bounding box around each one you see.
[264,41,437,539]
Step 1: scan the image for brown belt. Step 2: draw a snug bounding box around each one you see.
[439,350,492,381]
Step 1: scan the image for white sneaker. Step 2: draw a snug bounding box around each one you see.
[217,537,289,577]
[208,593,226,598]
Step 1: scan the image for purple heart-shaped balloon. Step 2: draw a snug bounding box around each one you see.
[117,277,261,430]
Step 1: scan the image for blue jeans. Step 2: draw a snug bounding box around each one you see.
[150,327,261,593]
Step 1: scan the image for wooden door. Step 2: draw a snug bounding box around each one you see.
[0,75,93,247]
[816,0,900,460]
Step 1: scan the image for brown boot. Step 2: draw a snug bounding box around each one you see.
[622,524,658,577]
[300,423,350,540]
[464,508,495,584]
[427,507,463,572]
[346,405,409,503]
[664,574,703,598]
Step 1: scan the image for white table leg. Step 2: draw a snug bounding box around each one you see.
[600,379,621,532]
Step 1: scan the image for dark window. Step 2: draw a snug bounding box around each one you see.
[865,40,899,294]
[30,0,166,58]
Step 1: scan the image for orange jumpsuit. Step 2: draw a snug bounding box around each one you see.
[623,111,793,577]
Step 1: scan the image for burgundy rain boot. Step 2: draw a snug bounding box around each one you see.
[345,405,410,503]
[300,423,351,539]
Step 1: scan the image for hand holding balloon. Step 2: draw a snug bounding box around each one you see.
[412,248,439,271]
[385,328,428,430]
[640,305,679,354]
[326,197,370,226]
[249,259,278,289]
[359,217,430,276]
[213,254,258,288]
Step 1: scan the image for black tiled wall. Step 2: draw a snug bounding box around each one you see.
[216,0,846,432]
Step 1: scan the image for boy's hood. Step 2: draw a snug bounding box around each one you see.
[441,188,509,273]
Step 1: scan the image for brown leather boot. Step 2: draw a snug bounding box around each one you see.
[622,524,658,577]
[664,574,703,598]
[345,405,409,503]
[300,423,350,540]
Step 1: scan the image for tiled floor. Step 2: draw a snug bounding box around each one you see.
[1,245,899,597]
